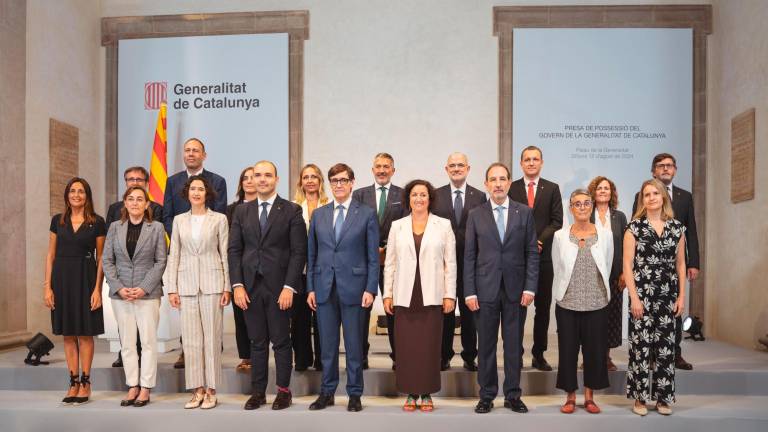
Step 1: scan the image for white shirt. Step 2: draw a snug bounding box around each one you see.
[666,183,674,202]
[450,182,467,207]
[190,214,205,246]
[465,198,535,300]
[523,176,540,199]
[595,208,612,232]
[186,167,204,177]
[374,182,391,213]
[333,196,354,225]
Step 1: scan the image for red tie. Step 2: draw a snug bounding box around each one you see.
[527,182,535,208]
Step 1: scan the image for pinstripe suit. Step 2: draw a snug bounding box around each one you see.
[164,209,231,389]
[103,219,167,388]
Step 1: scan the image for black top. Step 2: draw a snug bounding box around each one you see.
[126,221,143,259]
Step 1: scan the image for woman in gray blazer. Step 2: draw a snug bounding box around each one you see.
[164,175,231,410]
[102,186,167,407]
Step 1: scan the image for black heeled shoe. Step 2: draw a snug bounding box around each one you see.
[62,374,80,404]
[72,373,91,405]
[120,386,140,407]
[133,388,151,407]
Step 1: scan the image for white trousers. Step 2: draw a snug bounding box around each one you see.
[180,293,224,390]
[112,298,160,388]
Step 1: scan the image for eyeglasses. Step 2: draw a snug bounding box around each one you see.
[329,178,351,186]
[125,177,146,183]
[570,200,593,209]
[655,163,676,170]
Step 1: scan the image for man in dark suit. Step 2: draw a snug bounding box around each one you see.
[228,160,307,410]
[465,163,539,414]
[352,152,405,369]
[162,137,227,368]
[508,146,563,371]
[307,163,379,412]
[106,166,164,368]
[632,152,700,370]
[432,152,486,371]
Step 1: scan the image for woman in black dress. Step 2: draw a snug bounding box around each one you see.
[588,176,628,371]
[44,177,106,405]
[624,179,687,416]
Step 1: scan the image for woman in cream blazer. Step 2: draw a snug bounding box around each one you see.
[382,180,456,412]
[164,175,231,410]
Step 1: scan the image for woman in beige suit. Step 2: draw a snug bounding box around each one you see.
[164,175,231,410]
[383,179,457,412]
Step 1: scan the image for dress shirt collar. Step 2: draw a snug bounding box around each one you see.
[523,175,540,187]
[450,182,467,196]
[334,196,353,210]
[257,193,277,207]
[491,197,510,211]
[186,167,204,177]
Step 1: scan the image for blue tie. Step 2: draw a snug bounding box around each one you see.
[260,202,269,232]
[335,204,345,242]
[495,205,506,241]
[454,190,463,224]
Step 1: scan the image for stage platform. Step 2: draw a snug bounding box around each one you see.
[1,335,767,431]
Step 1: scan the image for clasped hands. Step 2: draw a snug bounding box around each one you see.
[118,287,147,301]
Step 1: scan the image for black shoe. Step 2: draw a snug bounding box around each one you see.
[504,398,528,413]
[531,356,553,371]
[675,356,693,370]
[120,386,140,407]
[362,359,369,370]
[463,360,478,372]
[347,396,363,412]
[475,399,494,413]
[72,373,91,405]
[309,393,335,410]
[441,360,450,371]
[244,392,267,410]
[272,391,292,410]
[62,374,80,404]
[112,355,123,368]
[133,395,150,408]
[173,353,185,369]
[313,360,323,371]
[391,362,396,371]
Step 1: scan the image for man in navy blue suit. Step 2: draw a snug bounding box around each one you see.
[307,163,379,412]
[464,163,539,414]
[162,137,227,368]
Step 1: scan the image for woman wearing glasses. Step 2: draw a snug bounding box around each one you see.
[551,189,613,414]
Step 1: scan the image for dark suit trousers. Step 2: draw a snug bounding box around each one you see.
[317,283,364,397]
[519,260,554,357]
[362,267,395,361]
[243,276,292,393]
[292,275,318,368]
[232,301,250,360]
[476,282,522,400]
[441,278,477,363]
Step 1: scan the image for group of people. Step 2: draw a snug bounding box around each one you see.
[43,137,700,416]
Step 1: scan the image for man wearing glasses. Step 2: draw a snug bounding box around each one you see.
[106,166,164,368]
[633,152,700,371]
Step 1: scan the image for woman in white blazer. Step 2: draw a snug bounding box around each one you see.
[164,175,231,410]
[103,186,167,407]
[383,180,456,412]
[551,189,613,415]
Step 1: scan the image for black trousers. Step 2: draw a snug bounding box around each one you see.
[362,267,395,361]
[476,283,522,401]
[519,260,554,358]
[675,315,683,358]
[243,277,292,393]
[232,300,250,360]
[292,285,319,368]
[555,305,609,393]
[441,281,477,363]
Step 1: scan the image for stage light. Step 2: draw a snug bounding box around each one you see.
[683,316,705,341]
[24,333,54,366]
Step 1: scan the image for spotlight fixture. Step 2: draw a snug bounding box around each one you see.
[24,332,54,366]
[682,316,705,342]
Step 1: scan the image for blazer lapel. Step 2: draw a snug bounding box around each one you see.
[337,201,360,245]
[502,203,518,244]
[117,221,129,258]
[418,215,437,261]
[262,197,283,241]
[533,182,545,209]
[132,222,151,259]
[483,203,503,248]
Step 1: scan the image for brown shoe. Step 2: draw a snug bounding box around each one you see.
[272,391,292,410]
[675,356,693,370]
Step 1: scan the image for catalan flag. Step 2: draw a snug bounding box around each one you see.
[148,103,167,205]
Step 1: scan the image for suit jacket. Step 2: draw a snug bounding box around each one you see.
[163,209,231,296]
[106,200,164,228]
[102,220,167,299]
[227,196,307,296]
[633,185,700,269]
[432,183,487,272]
[551,226,613,303]
[590,208,628,283]
[163,169,227,235]
[383,214,457,307]
[464,200,539,302]
[508,178,563,262]
[306,200,380,306]
[352,184,405,247]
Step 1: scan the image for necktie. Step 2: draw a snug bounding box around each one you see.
[668,186,673,202]
[527,182,535,208]
[335,205,345,242]
[259,202,269,232]
[495,205,506,241]
[453,190,464,224]
[377,186,387,223]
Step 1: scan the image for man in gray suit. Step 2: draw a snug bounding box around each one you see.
[464,163,539,414]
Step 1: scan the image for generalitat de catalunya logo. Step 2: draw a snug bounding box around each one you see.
[144,82,167,110]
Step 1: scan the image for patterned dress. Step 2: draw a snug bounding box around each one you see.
[625,217,685,404]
